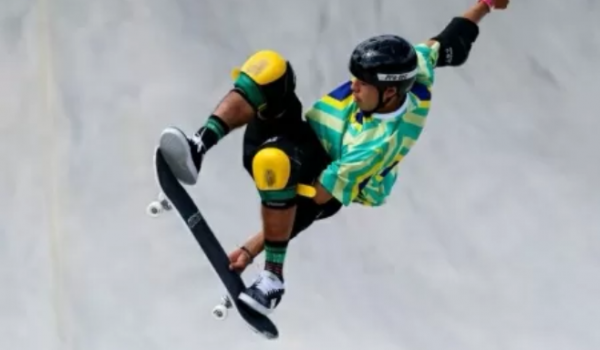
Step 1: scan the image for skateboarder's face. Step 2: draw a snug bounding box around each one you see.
[351,79,377,110]
[351,79,396,113]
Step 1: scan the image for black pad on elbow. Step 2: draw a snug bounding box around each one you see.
[431,17,480,67]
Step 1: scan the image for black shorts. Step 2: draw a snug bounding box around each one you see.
[242,99,342,237]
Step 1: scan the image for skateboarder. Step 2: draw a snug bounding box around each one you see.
[158,0,509,317]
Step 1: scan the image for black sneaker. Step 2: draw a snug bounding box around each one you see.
[238,270,285,316]
[158,126,205,185]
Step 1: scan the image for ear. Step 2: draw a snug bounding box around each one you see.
[383,87,398,99]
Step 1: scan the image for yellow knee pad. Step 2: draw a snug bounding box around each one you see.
[232,50,288,86]
[231,50,296,118]
[252,147,296,206]
[252,147,292,191]
[251,146,317,206]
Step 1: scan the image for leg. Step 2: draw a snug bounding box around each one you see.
[157,49,297,185]
[157,90,252,185]
[240,118,331,271]
[237,135,304,315]
[228,197,342,273]
[252,138,300,250]
[239,118,341,257]
[236,121,342,315]
[231,197,343,268]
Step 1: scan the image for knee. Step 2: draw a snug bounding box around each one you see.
[231,50,297,119]
[252,145,299,209]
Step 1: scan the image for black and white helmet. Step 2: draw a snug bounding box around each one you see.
[349,34,418,95]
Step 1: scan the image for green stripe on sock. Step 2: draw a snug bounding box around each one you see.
[265,247,286,264]
[264,239,288,279]
[265,241,288,263]
[206,118,226,139]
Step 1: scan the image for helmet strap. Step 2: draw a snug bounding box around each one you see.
[361,87,401,115]
[374,87,396,113]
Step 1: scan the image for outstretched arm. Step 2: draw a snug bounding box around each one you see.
[422,0,510,67]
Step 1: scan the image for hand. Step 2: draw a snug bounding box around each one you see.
[480,0,509,10]
[492,0,509,10]
[228,247,254,273]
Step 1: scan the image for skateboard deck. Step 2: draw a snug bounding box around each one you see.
[151,147,279,340]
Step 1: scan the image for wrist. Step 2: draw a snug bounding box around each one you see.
[239,246,254,263]
[478,0,494,10]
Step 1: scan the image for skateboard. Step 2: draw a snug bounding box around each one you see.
[147,147,279,340]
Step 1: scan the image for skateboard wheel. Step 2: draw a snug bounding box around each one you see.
[158,193,172,211]
[147,201,163,217]
[212,304,228,320]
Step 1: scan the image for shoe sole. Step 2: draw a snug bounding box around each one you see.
[158,127,198,185]
[238,292,274,316]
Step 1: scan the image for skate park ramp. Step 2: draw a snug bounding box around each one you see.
[2,0,600,349]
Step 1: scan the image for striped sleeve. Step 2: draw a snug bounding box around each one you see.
[413,42,439,87]
[318,142,386,206]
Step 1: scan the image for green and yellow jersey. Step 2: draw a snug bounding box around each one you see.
[305,43,439,206]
